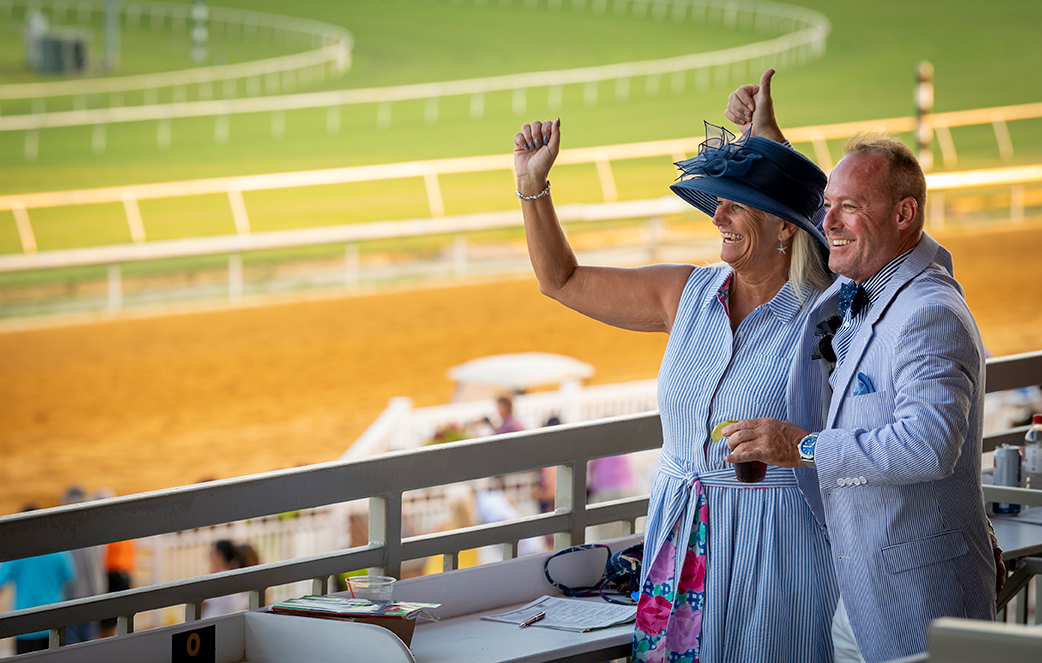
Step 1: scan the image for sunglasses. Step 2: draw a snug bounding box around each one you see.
[811,315,842,365]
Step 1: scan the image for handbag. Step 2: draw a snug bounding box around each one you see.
[542,542,643,605]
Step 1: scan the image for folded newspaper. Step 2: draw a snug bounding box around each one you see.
[481,595,637,632]
[271,595,440,621]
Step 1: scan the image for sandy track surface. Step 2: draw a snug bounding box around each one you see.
[2,224,1041,515]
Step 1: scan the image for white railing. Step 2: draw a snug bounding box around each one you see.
[0,351,1039,645]
[0,0,829,132]
[118,378,660,630]
[0,0,353,102]
[2,101,1040,258]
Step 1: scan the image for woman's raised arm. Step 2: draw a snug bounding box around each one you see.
[514,119,694,334]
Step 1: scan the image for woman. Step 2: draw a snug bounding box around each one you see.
[201,540,258,618]
[514,119,838,662]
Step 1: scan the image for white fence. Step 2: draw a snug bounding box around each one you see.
[124,378,661,629]
[0,0,829,134]
[0,0,353,104]
[1,352,1039,645]
[2,99,1040,257]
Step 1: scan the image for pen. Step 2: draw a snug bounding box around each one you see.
[519,611,546,628]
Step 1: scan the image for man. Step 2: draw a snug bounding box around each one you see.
[489,395,524,435]
[720,70,996,663]
[0,506,76,654]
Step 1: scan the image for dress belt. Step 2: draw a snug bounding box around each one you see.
[646,451,799,587]
[659,451,799,488]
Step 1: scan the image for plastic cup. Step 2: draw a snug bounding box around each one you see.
[711,420,766,484]
[347,575,396,601]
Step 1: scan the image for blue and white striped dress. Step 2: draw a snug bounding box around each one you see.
[641,265,839,663]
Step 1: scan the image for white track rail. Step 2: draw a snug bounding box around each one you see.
[0,0,828,129]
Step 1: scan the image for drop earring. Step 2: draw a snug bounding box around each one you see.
[778,239,787,254]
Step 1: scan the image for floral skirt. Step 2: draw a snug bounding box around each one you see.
[632,487,708,662]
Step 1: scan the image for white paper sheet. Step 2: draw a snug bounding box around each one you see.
[480,595,637,633]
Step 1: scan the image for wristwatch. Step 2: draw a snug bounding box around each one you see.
[799,433,818,469]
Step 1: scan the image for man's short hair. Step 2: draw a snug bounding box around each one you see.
[845,136,927,230]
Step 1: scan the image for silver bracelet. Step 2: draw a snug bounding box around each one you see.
[516,180,551,201]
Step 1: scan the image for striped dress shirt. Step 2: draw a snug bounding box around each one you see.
[830,247,914,378]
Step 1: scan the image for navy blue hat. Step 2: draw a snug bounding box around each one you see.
[671,123,828,251]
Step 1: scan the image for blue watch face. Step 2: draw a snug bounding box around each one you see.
[800,435,817,457]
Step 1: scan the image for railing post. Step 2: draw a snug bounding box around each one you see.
[228,253,243,301]
[646,216,663,262]
[933,117,958,168]
[122,193,147,243]
[808,129,832,170]
[377,101,392,129]
[992,113,1014,161]
[369,494,403,579]
[594,156,617,203]
[227,186,251,234]
[469,93,484,120]
[117,614,135,635]
[11,201,37,254]
[423,171,445,217]
[453,234,467,279]
[312,576,327,596]
[108,263,123,312]
[1035,573,1042,625]
[326,106,340,135]
[553,461,587,550]
[92,123,107,155]
[512,88,526,116]
[1011,184,1025,223]
[48,626,65,649]
[502,541,519,560]
[249,588,266,610]
[929,191,945,230]
[441,551,458,573]
[345,243,359,289]
[185,601,203,622]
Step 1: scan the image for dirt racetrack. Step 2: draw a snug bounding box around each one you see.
[2,223,1041,516]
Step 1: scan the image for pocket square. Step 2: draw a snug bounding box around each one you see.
[853,372,875,396]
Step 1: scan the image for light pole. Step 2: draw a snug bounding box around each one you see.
[915,61,934,172]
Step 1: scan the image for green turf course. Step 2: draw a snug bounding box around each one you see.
[0,0,1040,259]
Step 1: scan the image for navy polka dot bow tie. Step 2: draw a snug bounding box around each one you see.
[837,281,867,318]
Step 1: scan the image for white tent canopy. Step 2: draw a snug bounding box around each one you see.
[447,353,595,398]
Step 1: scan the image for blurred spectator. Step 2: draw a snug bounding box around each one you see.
[200,540,258,618]
[531,467,555,515]
[93,488,136,637]
[61,486,105,644]
[0,505,76,654]
[588,456,636,503]
[486,395,524,435]
[422,485,481,575]
[587,456,637,542]
[88,487,135,637]
[475,478,544,561]
[99,537,135,637]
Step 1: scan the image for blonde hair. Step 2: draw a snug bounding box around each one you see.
[788,225,833,302]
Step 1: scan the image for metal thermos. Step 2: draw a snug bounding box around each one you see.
[993,444,1022,515]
